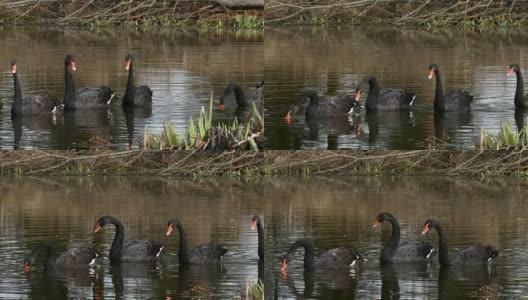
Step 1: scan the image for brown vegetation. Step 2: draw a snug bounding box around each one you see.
[0,0,263,25]
[1,149,527,177]
[265,0,528,26]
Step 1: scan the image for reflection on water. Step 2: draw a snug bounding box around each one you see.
[0,177,266,299]
[1,176,527,298]
[0,28,263,149]
[266,176,528,299]
[265,27,528,149]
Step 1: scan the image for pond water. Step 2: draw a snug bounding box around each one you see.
[0,27,263,150]
[265,27,528,150]
[1,176,527,298]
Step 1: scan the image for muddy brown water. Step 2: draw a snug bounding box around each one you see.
[265,27,528,150]
[0,176,527,298]
[0,27,263,150]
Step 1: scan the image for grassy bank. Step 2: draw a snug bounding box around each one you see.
[265,0,527,29]
[1,149,527,177]
[0,0,263,29]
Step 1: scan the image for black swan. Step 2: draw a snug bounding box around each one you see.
[428,63,473,112]
[508,64,528,108]
[355,76,416,111]
[64,55,114,110]
[281,239,363,271]
[284,90,360,124]
[218,81,264,111]
[95,216,163,263]
[122,53,153,109]
[166,219,228,264]
[251,215,264,261]
[422,219,499,266]
[23,241,99,273]
[10,60,60,116]
[373,212,435,264]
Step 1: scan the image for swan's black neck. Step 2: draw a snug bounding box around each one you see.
[64,64,76,104]
[225,82,248,107]
[174,221,190,264]
[386,216,401,247]
[431,223,450,266]
[365,77,380,111]
[28,241,58,271]
[13,73,22,103]
[123,62,136,106]
[514,69,525,107]
[287,239,315,270]
[433,68,445,109]
[298,90,319,116]
[107,217,125,262]
[256,222,264,261]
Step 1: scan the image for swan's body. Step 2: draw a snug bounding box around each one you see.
[122,53,153,109]
[422,219,499,266]
[428,63,473,112]
[167,219,227,264]
[95,216,163,263]
[10,61,60,116]
[373,212,435,264]
[281,239,363,271]
[64,55,114,110]
[508,64,528,108]
[285,90,360,123]
[23,241,100,273]
[356,76,416,111]
[219,81,264,111]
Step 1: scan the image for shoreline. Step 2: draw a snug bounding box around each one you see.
[1,150,526,177]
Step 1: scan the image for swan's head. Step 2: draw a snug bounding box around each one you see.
[218,96,225,111]
[125,53,133,71]
[10,60,17,74]
[23,254,36,274]
[94,216,114,233]
[284,105,300,124]
[354,88,363,101]
[166,219,181,236]
[422,219,436,234]
[373,212,394,228]
[65,55,76,71]
[428,63,438,79]
[251,215,261,230]
[508,64,520,76]
[281,255,291,272]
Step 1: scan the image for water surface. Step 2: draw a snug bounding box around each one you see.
[265,27,528,149]
[1,176,528,298]
[0,27,263,150]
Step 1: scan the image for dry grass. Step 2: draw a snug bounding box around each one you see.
[1,149,528,177]
[0,0,263,27]
[265,0,528,27]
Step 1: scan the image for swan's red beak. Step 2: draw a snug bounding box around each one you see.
[251,220,257,230]
[428,68,434,80]
[94,223,102,233]
[281,260,288,272]
[166,224,173,236]
[508,68,514,76]
[372,217,380,228]
[11,64,16,74]
[70,61,76,71]
[125,59,131,71]
[422,223,430,235]
[285,111,292,124]
[355,90,362,101]
[23,262,30,273]
[218,103,225,111]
